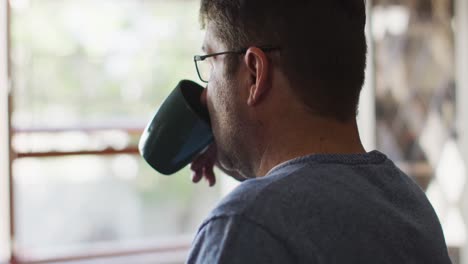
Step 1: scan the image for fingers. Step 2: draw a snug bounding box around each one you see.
[191,166,216,187]
[190,145,214,172]
[190,143,218,186]
[190,154,216,187]
[191,170,203,183]
[191,154,203,183]
[204,166,216,187]
[190,161,201,176]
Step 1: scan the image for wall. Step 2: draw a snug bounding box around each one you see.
[458,0,468,262]
[357,0,376,151]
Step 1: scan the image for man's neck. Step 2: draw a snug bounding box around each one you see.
[253,116,366,177]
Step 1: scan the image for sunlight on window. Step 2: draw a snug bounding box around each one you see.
[11,0,206,129]
[10,0,219,259]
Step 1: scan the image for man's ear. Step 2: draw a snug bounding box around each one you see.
[244,47,271,106]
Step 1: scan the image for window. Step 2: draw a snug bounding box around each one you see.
[9,0,223,262]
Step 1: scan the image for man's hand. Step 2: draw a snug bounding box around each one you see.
[191,143,217,187]
[190,143,245,187]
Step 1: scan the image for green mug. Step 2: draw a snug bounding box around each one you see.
[139,80,214,175]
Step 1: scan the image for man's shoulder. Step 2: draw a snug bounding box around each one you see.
[204,161,309,221]
[204,158,355,222]
[203,151,421,225]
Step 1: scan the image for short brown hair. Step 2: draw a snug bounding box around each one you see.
[200,0,367,121]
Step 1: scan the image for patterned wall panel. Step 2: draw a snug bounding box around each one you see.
[372,0,466,253]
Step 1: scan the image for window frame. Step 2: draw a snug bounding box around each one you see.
[0,0,12,262]
[4,1,195,263]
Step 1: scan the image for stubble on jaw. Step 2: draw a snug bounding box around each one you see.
[211,74,256,177]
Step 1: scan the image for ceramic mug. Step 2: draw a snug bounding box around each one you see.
[139,80,213,175]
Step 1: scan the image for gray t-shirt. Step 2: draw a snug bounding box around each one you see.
[186,151,452,263]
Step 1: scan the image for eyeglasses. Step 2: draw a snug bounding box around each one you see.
[193,45,280,83]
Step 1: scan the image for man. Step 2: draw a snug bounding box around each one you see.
[187,0,452,263]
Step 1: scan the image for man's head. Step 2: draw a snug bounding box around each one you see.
[198,0,367,176]
[200,0,367,120]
